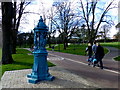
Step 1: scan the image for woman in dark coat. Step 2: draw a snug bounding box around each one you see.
[95,43,105,69]
[85,43,92,58]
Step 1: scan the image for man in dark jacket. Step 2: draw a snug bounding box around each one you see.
[95,43,105,69]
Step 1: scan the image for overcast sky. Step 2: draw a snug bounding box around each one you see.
[18,0,119,38]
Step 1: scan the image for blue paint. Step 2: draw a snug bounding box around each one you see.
[27,16,55,84]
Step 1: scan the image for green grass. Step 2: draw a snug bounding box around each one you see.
[47,44,109,56]
[16,48,31,54]
[1,48,55,78]
[101,42,120,49]
[114,56,120,61]
[104,48,109,54]
[47,43,120,61]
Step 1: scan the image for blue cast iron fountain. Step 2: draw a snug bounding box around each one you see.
[27,16,55,84]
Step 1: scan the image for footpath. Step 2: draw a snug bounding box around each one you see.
[46,46,119,88]
[48,46,119,73]
[1,66,99,88]
[1,47,119,89]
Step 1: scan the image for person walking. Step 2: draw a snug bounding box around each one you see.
[95,43,105,69]
[30,44,34,52]
[51,46,55,51]
[92,41,97,54]
[85,43,92,59]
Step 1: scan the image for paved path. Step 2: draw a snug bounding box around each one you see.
[104,46,120,59]
[46,46,119,88]
[1,67,99,88]
[25,47,119,72]
[5,47,119,88]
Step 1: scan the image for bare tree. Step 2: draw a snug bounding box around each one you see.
[11,1,31,54]
[99,24,111,42]
[79,0,116,44]
[75,24,88,43]
[52,1,79,49]
[47,7,56,48]
[1,0,31,64]
[37,2,56,48]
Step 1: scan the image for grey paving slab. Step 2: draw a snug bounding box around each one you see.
[1,66,99,88]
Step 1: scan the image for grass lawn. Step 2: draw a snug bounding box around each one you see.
[47,43,120,61]
[0,48,55,78]
[47,44,109,56]
[114,56,120,61]
[101,42,120,49]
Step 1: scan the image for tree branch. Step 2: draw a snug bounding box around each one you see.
[95,0,114,37]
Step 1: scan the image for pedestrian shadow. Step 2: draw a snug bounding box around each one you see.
[103,66,119,72]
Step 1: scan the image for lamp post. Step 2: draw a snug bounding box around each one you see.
[27,16,55,84]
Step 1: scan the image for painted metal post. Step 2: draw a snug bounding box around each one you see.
[27,16,55,84]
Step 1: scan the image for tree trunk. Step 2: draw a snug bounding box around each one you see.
[63,42,66,50]
[48,34,51,48]
[11,29,17,54]
[63,37,67,50]
[65,38,68,47]
[2,2,13,64]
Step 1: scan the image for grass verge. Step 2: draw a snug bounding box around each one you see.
[114,56,120,61]
[1,48,55,78]
[101,42,120,49]
[47,44,109,55]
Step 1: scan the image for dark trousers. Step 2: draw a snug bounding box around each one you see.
[88,53,92,58]
[97,58,103,69]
